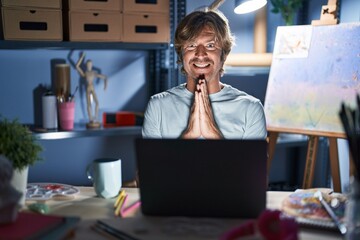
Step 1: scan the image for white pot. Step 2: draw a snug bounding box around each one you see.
[10,166,29,207]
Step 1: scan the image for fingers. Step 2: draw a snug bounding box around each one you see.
[196,80,223,139]
[182,91,201,139]
[197,80,211,116]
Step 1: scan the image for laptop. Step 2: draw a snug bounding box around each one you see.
[135,138,268,218]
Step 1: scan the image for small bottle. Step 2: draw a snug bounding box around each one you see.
[345,176,360,240]
[42,91,58,130]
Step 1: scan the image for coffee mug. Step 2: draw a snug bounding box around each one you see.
[86,158,122,199]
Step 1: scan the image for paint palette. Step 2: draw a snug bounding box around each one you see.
[26,183,80,200]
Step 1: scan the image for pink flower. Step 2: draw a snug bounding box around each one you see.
[219,220,256,240]
[258,209,298,240]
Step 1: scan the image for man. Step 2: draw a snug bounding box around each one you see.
[142,9,267,139]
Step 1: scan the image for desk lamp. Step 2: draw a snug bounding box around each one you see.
[234,0,268,14]
[208,0,267,13]
[208,0,272,67]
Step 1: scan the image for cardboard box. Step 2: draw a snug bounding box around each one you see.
[67,0,121,11]
[2,7,62,41]
[69,11,122,41]
[123,0,169,13]
[1,0,61,9]
[123,13,169,43]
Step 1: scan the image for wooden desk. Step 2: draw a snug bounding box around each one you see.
[26,187,342,240]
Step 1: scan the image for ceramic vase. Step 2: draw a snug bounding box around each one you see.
[10,166,29,207]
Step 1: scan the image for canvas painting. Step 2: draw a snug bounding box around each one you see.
[264,23,360,136]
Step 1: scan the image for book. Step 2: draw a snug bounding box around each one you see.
[0,212,80,240]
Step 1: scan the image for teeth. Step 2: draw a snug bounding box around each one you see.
[194,63,209,68]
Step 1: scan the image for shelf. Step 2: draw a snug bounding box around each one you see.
[0,40,169,50]
[224,66,270,76]
[32,125,142,140]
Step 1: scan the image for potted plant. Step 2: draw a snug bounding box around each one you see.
[0,115,43,205]
[270,0,304,26]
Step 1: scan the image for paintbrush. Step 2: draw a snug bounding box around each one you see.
[339,96,360,181]
[68,86,79,102]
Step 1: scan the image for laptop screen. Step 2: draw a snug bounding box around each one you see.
[135,138,268,218]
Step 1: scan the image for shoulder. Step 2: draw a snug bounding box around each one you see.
[149,84,188,102]
[220,83,262,105]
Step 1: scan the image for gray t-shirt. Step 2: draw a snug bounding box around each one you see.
[142,83,267,139]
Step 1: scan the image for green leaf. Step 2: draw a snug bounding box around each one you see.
[0,115,43,170]
[269,0,305,25]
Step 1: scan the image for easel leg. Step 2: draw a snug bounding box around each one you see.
[303,136,319,189]
[350,152,355,178]
[267,131,279,174]
[329,137,341,192]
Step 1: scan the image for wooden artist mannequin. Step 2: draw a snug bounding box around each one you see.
[76,53,108,129]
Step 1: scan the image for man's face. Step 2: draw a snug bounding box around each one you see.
[182,26,223,82]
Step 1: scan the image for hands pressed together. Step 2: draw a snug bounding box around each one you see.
[182,78,223,139]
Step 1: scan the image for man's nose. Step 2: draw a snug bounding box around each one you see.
[195,45,207,56]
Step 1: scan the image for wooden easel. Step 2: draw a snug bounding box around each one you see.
[311,0,339,26]
[267,128,350,193]
[264,0,357,193]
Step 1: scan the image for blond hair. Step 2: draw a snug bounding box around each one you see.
[174,10,235,75]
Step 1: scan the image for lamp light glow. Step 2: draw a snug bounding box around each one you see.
[234,0,267,14]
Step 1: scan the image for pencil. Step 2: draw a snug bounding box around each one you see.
[120,200,141,217]
[114,194,127,216]
[114,189,125,208]
[91,224,118,240]
[96,220,140,240]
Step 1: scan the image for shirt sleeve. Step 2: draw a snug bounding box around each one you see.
[142,98,162,138]
[243,100,267,139]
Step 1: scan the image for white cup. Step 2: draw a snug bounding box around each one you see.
[86,158,122,199]
[42,93,58,129]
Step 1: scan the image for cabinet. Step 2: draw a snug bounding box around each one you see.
[1,41,168,140]
[0,40,169,140]
[0,1,186,185]
[0,40,167,184]
[0,0,187,140]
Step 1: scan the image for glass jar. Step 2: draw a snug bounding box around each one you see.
[345,177,360,240]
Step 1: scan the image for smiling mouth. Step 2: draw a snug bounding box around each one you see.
[193,62,210,68]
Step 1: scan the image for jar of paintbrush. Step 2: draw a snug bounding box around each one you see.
[339,95,360,239]
[345,176,360,240]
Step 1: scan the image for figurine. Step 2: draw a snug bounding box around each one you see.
[0,155,22,224]
[76,53,108,129]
